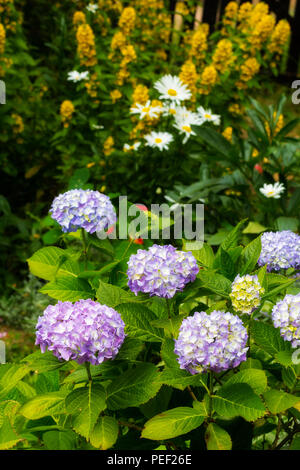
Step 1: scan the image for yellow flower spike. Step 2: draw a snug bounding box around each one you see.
[72,11,86,26]
[237,57,260,88]
[132,84,149,106]
[268,20,291,56]
[11,113,24,134]
[103,136,115,156]
[0,23,5,54]
[199,65,218,95]
[76,23,97,67]
[60,100,75,127]
[179,61,198,101]
[222,127,233,143]
[222,1,238,28]
[110,31,126,51]
[249,14,276,52]
[110,89,122,103]
[212,39,234,74]
[189,27,208,61]
[237,2,252,24]
[118,6,136,36]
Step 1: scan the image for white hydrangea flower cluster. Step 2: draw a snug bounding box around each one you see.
[272,294,300,348]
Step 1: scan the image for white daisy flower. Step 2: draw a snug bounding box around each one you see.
[197,106,221,126]
[67,71,89,82]
[86,3,99,13]
[162,103,182,117]
[91,124,104,130]
[173,111,202,144]
[144,131,173,151]
[123,142,141,152]
[154,75,192,105]
[177,107,202,122]
[130,100,163,120]
[259,182,285,199]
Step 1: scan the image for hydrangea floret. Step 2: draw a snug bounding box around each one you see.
[272,293,300,348]
[35,299,125,364]
[230,274,265,315]
[174,310,248,374]
[127,244,199,298]
[50,189,117,233]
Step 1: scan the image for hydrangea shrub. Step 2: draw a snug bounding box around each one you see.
[1,217,298,451]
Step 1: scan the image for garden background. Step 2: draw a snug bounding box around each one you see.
[0,0,300,452]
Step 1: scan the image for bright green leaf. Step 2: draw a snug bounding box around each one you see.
[27,247,80,281]
[90,416,118,450]
[142,406,205,440]
[205,423,232,450]
[65,383,106,440]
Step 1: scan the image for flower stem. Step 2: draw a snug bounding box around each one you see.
[85,362,92,383]
[81,228,88,270]
[166,298,171,319]
[187,385,198,401]
[208,371,214,421]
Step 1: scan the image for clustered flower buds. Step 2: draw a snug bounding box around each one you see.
[230,274,264,315]
[50,189,116,233]
[174,310,248,374]
[35,299,125,364]
[127,244,199,298]
[258,231,300,271]
[272,293,300,348]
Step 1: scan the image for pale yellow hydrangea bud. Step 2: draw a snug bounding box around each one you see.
[230,274,264,315]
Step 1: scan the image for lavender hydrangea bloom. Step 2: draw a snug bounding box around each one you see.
[35,299,125,365]
[174,311,248,374]
[50,189,117,233]
[127,244,199,298]
[271,293,300,348]
[258,231,300,271]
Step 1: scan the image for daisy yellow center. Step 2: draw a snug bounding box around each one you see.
[169,109,176,115]
[155,138,162,143]
[267,190,275,196]
[168,89,177,96]
[182,125,191,133]
[204,113,211,119]
[142,107,150,113]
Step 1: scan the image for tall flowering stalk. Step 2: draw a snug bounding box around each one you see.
[76,23,97,67]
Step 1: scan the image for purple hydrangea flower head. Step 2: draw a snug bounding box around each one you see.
[230,274,264,315]
[50,189,117,233]
[127,244,199,298]
[271,293,300,348]
[35,299,125,365]
[174,310,248,374]
[258,231,300,272]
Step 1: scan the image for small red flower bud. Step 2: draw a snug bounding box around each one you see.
[254,164,263,174]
